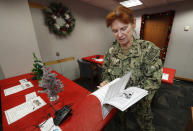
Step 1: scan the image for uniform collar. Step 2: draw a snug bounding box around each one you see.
[113,39,141,60]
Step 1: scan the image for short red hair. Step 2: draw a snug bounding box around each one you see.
[106,5,134,27]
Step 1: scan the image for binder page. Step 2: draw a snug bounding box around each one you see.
[103,72,131,103]
[91,78,120,119]
[91,78,120,104]
[105,87,148,111]
[101,105,113,120]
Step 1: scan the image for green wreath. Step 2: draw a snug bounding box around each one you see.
[43,3,75,36]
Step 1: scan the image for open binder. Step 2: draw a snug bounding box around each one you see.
[92,72,148,119]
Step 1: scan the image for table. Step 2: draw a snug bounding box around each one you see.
[82,55,176,84]
[162,67,176,84]
[82,55,104,66]
[0,71,116,131]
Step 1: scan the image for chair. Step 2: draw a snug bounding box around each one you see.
[185,107,193,131]
[77,59,98,88]
[96,64,103,84]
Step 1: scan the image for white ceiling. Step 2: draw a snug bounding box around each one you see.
[79,0,185,11]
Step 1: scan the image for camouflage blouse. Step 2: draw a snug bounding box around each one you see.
[102,39,163,91]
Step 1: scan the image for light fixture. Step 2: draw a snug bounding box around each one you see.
[120,0,143,8]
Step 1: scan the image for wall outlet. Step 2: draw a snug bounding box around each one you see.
[184,26,190,31]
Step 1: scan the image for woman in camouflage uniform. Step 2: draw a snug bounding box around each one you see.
[100,5,163,131]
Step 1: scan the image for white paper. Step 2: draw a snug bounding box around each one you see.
[105,87,148,111]
[39,117,61,131]
[25,92,37,101]
[96,86,101,89]
[91,72,148,119]
[92,58,104,62]
[92,78,120,104]
[19,79,28,84]
[162,73,169,80]
[4,85,23,96]
[4,82,33,96]
[5,96,46,124]
[21,82,33,89]
[92,72,131,119]
[101,105,113,119]
[92,79,120,119]
[5,102,33,125]
[30,96,46,110]
[103,72,131,103]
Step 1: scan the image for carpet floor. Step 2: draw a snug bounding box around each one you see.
[74,78,193,131]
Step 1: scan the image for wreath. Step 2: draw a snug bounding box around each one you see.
[43,3,75,36]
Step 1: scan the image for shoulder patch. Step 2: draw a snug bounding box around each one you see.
[145,47,159,63]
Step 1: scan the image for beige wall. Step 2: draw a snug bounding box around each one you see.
[0,0,41,78]
[1,0,192,80]
[30,0,114,80]
[134,0,193,79]
[0,65,5,80]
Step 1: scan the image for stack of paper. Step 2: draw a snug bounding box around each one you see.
[5,96,46,124]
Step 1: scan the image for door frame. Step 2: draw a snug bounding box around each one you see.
[139,10,175,62]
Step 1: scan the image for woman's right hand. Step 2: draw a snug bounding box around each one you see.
[99,81,109,87]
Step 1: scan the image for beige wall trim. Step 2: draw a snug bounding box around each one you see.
[44,57,75,66]
[28,2,45,9]
[175,76,193,82]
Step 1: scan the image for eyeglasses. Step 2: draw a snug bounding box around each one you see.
[112,25,128,34]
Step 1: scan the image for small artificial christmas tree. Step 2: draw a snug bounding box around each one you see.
[31,53,44,80]
[38,67,64,101]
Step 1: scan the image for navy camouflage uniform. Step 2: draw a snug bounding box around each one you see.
[102,39,163,131]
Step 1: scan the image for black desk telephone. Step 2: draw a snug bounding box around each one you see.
[50,104,72,126]
[53,105,72,126]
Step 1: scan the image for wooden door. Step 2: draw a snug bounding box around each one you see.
[140,11,175,62]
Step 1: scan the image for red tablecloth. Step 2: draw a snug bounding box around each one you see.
[82,55,104,66]
[82,55,176,84]
[0,71,116,131]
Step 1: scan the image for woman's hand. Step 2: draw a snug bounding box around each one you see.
[99,81,109,87]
